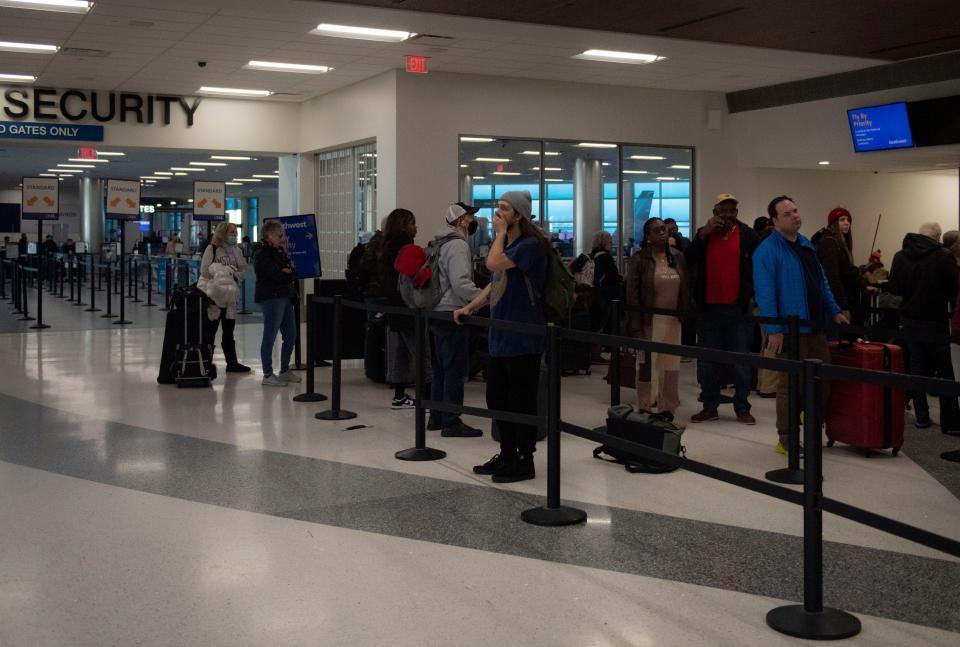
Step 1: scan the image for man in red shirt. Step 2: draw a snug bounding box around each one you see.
[684,194,760,424]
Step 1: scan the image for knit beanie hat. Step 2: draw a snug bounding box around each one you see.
[501,190,532,220]
[828,207,851,226]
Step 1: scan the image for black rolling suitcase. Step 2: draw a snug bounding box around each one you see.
[560,308,593,375]
[363,313,387,383]
[157,286,215,387]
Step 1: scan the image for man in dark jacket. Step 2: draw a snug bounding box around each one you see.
[888,223,960,431]
[684,193,760,425]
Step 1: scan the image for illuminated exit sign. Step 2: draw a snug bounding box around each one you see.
[78,147,98,159]
[406,55,429,74]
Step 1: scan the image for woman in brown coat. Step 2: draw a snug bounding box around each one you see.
[625,218,691,420]
[813,207,866,328]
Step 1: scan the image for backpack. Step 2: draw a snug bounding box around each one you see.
[593,404,685,473]
[345,241,367,294]
[526,245,576,323]
[396,233,459,309]
[569,253,595,287]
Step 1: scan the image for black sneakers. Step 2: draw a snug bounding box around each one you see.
[491,455,535,483]
[473,453,507,475]
[427,415,442,431]
[441,422,483,438]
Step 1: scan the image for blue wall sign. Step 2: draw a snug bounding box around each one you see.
[847,103,914,152]
[264,214,322,280]
[0,120,104,142]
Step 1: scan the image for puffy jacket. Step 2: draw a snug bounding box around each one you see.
[888,233,957,324]
[432,224,481,312]
[684,221,759,314]
[253,243,298,303]
[753,230,841,334]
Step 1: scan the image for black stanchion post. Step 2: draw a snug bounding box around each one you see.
[609,299,622,407]
[293,295,328,403]
[58,258,66,298]
[292,282,304,370]
[18,264,34,321]
[395,308,445,460]
[522,324,587,526]
[97,255,103,291]
[114,227,131,325]
[31,239,49,329]
[12,262,21,312]
[161,261,173,311]
[101,265,116,318]
[67,257,74,300]
[143,259,155,307]
[73,255,85,306]
[85,254,100,312]
[316,296,357,421]
[766,315,804,485]
[767,359,861,639]
[237,273,251,315]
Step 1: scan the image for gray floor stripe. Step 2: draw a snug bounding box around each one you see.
[1,391,958,634]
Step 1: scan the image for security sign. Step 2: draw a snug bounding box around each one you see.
[105,179,141,221]
[21,176,59,220]
[193,180,226,221]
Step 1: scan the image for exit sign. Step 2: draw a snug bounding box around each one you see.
[406,55,429,74]
[78,147,98,159]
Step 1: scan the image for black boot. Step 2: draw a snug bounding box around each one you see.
[221,340,251,373]
[491,453,535,483]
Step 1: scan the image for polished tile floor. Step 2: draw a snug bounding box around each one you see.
[1,293,958,646]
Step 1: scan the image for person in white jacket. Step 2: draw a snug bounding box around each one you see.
[200,222,250,373]
[428,203,484,437]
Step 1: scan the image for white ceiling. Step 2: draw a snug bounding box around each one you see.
[0,0,886,100]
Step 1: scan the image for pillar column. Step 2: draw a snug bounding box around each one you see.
[574,158,603,257]
[81,177,104,252]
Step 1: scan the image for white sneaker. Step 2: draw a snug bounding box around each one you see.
[262,374,287,387]
[391,395,416,410]
[278,370,302,383]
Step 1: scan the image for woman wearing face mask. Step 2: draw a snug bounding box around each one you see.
[625,218,690,420]
[254,220,300,387]
[813,207,868,330]
[200,222,250,373]
[454,191,548,483]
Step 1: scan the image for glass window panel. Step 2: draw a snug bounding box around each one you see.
[472,184,493,202]
[661,182,690,199]
[661,199,691,220]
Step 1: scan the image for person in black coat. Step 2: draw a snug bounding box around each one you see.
[254,221,299,387]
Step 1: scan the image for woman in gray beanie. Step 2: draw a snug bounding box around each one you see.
[454,191,549,483]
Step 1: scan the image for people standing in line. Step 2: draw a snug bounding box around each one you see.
[201,222,251,374]
[754,196,849,455]
[589,230,624,331]
[254,220,300,387]
[625,218,691,421]
[888,222,960,433]
[813,207,871,330]
[454,190,547,483]
[428,202,484,437]
[17,233,28,256]
[41,234,58,257]
[753,216,774,239]
[684,193,760,425]
[166,234,182,256]
[663,218,691,252]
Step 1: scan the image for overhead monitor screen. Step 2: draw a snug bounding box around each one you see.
[847,102,914,152]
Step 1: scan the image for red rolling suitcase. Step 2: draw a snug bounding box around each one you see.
[825,341,904,456]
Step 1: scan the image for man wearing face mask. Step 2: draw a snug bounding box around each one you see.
[428,203,484,437]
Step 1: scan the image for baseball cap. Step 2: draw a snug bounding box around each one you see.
[713,193,738,207]
[445,201,479,224]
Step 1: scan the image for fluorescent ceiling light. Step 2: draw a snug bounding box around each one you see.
[188,199,194,203]
[170,167,203,172]
[232,178,262,182]
[492,171,521,176]
[544,178,564,182]
[251,174,278,179]
[818,161,831,165]
[246,60,331,74]
[362,153,376,158]
[225,182,242,186]
[472,176,485,180]
[655,176,676,181]
[96,151,125,156]
[670,164,691,169]
[210,155,251,161]
[630,155,665,160]
[153,171,173,176]
[57,163,93,168]
[38,173,57,177]
[67,157,107,163]
[459,164,468,168]
[198,86,272,97]
[311,23,412,42]
[520,150,560,156]
[174,172,187,176]
[577,142,617,148]
[0,40,58,53]
[601,162,610,166]
[574,49,665,65]
[460,136,494,142]
[530,167,562,171]
[622,170,649,174]
[49,168,77,173]
[140,176,165,180]
[0,1,91,13]
[189,162,227,167]
[0,73,35,82]
[475,157,510,163]
[169,201,177,206]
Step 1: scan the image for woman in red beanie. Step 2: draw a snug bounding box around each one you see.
[813,207,866,331]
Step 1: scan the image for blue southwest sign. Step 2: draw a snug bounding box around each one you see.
[0,120,104,142]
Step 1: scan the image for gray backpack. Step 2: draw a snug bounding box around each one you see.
[594,404,685,473]
[397,233,458,309]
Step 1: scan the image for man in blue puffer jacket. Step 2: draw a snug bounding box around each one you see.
[753,195,850,455]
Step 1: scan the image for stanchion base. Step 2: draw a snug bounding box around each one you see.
[766,605,861,640]
[521,506,588,527]
[101,313,117,318]
[765,468,804,484]
[293,392,328,402]
[395,447,446,461]
[84,307,101,312]
[18,316,35,321]
[72,302,86,307]
[142,303,157,307]
[315,409,357,421]
[131,298,142,303]
[113,319,132,325]
[29,323,50,329]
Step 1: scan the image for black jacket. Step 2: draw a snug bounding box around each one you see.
[253,243,298,303]
[684,221,759,314]
[812,228,860,311]
[888,233,957,324]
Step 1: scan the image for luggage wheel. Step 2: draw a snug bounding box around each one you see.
[826,439,835,448]
[892,446,901,457]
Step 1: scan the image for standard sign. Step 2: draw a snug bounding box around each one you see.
[193,181,226,221]
[21,177,59,220]
[105,179,141,221]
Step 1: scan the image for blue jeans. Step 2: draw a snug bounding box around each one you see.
[430,320,470,428]
[260,297,296,376]
[696,304,753,414]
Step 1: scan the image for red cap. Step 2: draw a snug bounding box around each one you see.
[828,207,851,226]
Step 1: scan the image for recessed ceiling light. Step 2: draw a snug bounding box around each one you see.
[0,40,58,54]
[577,142,617,148]
[519,150,560,156]
[655,176,676,181]
[225,182,243,186]
[251,174,277,179]
[38,173,57,177]
[311,23,412,42]
[574,49,665,65]
[49,168,78,173]
[67,157,108,163]
[188,199,194,203]
[362,153,376,158]
[472,176,485,180]
[460,136,494,142]
[57,163,93,168]
[155,203,162,207]
[601,162,610,166]
[210,155,251,161]
[544,178,564,182]
[174,172,187,176]
[459,164,468,168]
[0,1,91,14]
[232,178,262,182]
[475,157,510,163]
[153,171,173,176]
[818,161,831,165]
[670,164,691,169]
[198,86,272,97]
[0,73,36,83]
[169,201,177,206]
[530,167,562,171]
[96,151,125,156]
[622,170,649,174]
[492,171,521,176]
[140,176,164,180]
[246,60,332,74]
[170,167,203,172]
[630,155,666,160]
[189,162,227,167]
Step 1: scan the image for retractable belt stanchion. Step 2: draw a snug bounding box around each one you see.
[293,295,328,403]
[30,246,49,329]
[58,258,67,298]
[18,263,34,321]
[96,256,103,291]
[291,282,305,371]
[609,299,622,407]
[160,261,172,311]
[101,264,116,318]
[315,295,356,421]
[395,307,444,460]
[143,259,155,307]
[766,315,803,484]
[12,262,22,313]
[767,359,861,640]
[131,257,142,303]
[114,229,131,325]
[73,255,85,306]
[237,275,251,315]
[85,254,100,312]
[522,324,588,526]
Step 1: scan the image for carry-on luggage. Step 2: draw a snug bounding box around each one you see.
[604,349,637,389]
[363,314,387,383]
[593,404,685,473]
[174,286,214,388]
[825,340,904,456]
[158,285,213,385]
[560,308,592,376]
